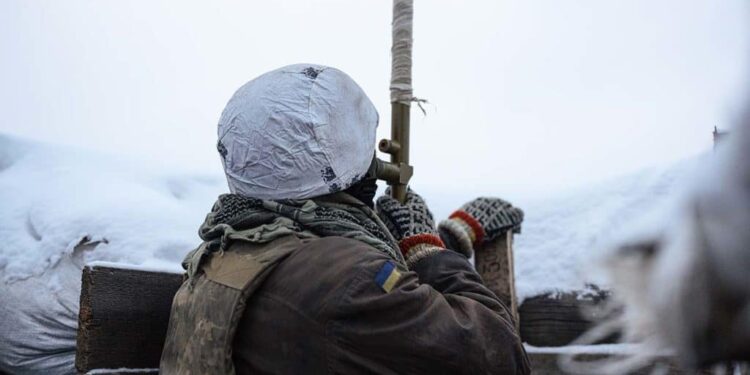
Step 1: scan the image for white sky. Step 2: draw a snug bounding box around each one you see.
[1,0,748,199]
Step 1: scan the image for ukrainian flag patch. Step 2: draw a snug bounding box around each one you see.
[374,261,402,293]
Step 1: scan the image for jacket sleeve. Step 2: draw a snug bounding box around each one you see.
[327,249,531,374]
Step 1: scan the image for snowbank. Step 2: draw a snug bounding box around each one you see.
[0,135,226,283]
[513,159,694,302]
[0,134,226,374]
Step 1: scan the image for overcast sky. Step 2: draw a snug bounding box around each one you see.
[1,0,748,200]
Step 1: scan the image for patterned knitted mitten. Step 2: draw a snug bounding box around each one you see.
[438,197,524,257]
[376,188,445,267]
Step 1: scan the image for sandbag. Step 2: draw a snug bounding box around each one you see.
[0,254,81,374]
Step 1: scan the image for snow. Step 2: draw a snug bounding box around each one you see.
[86,368,159,374]
[0,134,226,374]
[0,133,693,297]
[0,134,226,284]
[85,261,183,274]
[512,159,693,302]
[523,343,663,355]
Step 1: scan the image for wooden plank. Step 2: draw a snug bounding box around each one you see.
[75,265,183,374]
[75,257,612,370]
[519,289,612,347]
[475,230,519,329]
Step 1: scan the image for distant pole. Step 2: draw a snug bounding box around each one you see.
[713,126,728,150]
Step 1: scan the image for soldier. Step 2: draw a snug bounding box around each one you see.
[160,64,530,374]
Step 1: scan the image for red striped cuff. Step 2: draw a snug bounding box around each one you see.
[398,233,445,257]
[449,210,486,245]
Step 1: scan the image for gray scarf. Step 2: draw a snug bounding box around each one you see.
[184,192,404,281]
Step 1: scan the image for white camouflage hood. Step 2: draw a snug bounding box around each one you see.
[217,64,378,199]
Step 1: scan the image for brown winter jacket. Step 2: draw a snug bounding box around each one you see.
[231,235,530,374]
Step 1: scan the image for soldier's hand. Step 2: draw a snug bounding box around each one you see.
[376,187,437,241]
[376,188,446,267]
[438,197,524,257]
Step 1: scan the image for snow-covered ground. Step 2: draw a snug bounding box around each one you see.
[0,134,227,374]
[0,134,226,284]
[0,133,695,373]
[513,159,693,302]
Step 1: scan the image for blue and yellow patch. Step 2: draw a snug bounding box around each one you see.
[374,261,402,293]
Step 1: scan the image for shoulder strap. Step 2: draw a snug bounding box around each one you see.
[160,236,303,374]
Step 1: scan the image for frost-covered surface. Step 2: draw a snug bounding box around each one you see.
[86,260,184,274]
[524,343,657,355]
[86,368,159,374]
[0,134,226,374]
[0,133,693,298]
[0,134,226,283]
[512,159,694,303]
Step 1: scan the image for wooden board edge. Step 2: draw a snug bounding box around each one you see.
[75,266,94,373]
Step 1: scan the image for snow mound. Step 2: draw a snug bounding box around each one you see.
[514,159,694,302]
[0,134,226,374]
[0,134,226,283]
